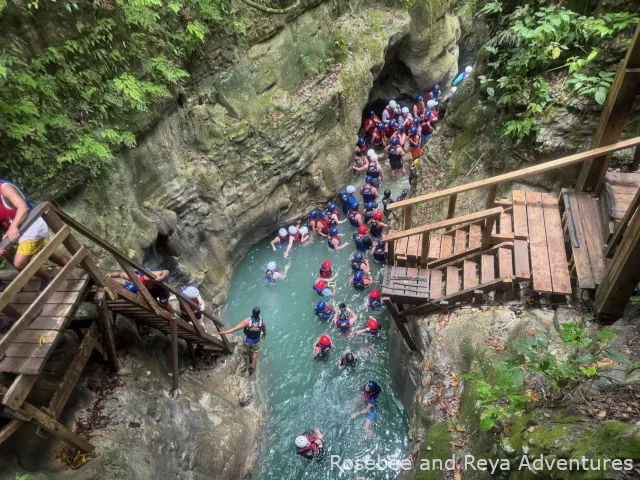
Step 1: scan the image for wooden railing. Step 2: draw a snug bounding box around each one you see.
[387,136,640,230]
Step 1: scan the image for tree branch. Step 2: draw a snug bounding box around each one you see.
[238,0,301,14]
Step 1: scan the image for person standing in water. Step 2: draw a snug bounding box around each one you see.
[351,381,382,436]
[335,303,357,336]
[270,228,288,251]
[313,334,334,359]
[265,261,290,283]
[283,225,309,258]
[338,350,358,370]
[219,307,266,375]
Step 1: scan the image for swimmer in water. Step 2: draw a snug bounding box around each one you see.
[265,261,290,283]
[351,380,382,436]
[338,349,358,370]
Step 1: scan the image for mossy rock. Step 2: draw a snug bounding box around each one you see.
[228,121,250,143]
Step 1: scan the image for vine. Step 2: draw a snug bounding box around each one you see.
[0,0,241,194]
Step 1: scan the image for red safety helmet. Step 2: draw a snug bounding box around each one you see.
[368,318,380,330]
[315,280,326,290]
[322,260,332,270]
[374,211,383,220]
[426,92,433,99]
[370,289,381,299]
[358,225,368,234]
[319,335,331,346]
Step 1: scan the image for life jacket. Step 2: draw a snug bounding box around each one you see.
[368,322,381,336]
[351,258,364,271]
[416,102,425,117]
[369,220,384,237]
[373,245,386,263]
[243,316,264,340]
[316,342,331,353]
[369,297,382,310]
[429,108,439,121]
[364,117,377,134]
[353,233,368,252]
[329,210,340,226]
[315,305,335,320]
[363,208,375,224]
[409,134,421,149]
[384,125,396,139]
[384,106,396,120]
[317,218,329,235]
[341,355,356,366]
[382,197,393,212]
[364,389,380,403]
[266,269,278,283]
[292,232,302,243]
[372,130,384,145]
[367,164,379,178]
[313,281,325,294]
[396,194,407,202]
[409,164,417,180]
[277,233,288,243]
[0,180,33,229]
[296,435,318,455]
[402,114,413,129]
[133,269,158,289]
[421,121,433,135]
[328,235,340,250]
[388,146,402,163]
[361,185,375,204]
[356,144,367,156]
[353,275,366,289]
[319,267,332,279]
[347,209,360,227]
[336,316,351,334]
[341,193,351,214]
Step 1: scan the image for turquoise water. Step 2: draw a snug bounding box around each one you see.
[224,169,410,480]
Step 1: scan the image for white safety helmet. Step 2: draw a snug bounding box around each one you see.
[267,261,277,271]
[370,153,379,162]
[427,99,438,108]
[451,86,457,93]
[346,185,356,194]
[465,66,473,73]
[299,226,309,235]
[402,107,410,114]
[388,100,397,109]
[184,286,199,299]
[278,228,288,237]
[367,149,375,158]
[295,436,310,448]
[288,225,298,235]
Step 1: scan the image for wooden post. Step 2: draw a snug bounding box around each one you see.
[482,215,498,249]
[403,204,413,230]
[419,233,430,268]
[447,194,457,219]
[631,145,640,171]
[595,205,640,318]
[0,419,22,445]
[96,290,120,372]
[1,375,38,412]
[383,298,417,351]
[604,188,640,258]
[387,240,395,265]
[577,22,640,193]
[170,317,179,391]
[187,341,197,366]
[486,185,498,209]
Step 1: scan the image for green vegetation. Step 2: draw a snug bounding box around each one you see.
[476,2,638,143]
[0,0,240,194]
[463,323,630,431]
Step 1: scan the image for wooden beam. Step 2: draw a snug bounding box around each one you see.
[486,185,498,209]
[576,22,640,193]
[383,207,503,243]
[1,374,38,411]
[178,296,205,336]
[419,233,430,268]
[482,215,497,249]
[170,317,179,391]
[388,136,640,212]
[631,145,640,171]
[447,194,457,219]
[383,298,417,351]
[403,204,413,229]
[604,187,640,258]
[96,290,119,373]
[0,419,22,445]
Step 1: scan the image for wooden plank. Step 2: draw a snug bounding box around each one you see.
[419,233,429,267]
[383,207,504,242]
[566,192,597,289]
[440,235,453,257]
[0,356,45,374]
[0,419,22,445]
[3,343,53,358]
[468,225,481,248]
[388,136,640,212]
[404,204,413,229]
[20,279,88,293]
[482,215,497,249]
[430,270,443,301]
[446,266,460,295]
[526,191,553,293]
[13,290,82,305]
[500,212,513,234]
[384,298,417,351]
[429,241,513,270]
[605,187,640,258]
[13,330,59,344]
[2,374,38,411]
[512,190,529,239]
[481,254,495,283]
[0,225,70,314]
[463,261,478,290]
[48,323,100,418]
[26,316,66,331]
[428,233,442,260]
[514,239,531,279]
[454,230,466,254]
[447,194,457,219]
[541,194,572,294]
[486,185,498,209]
[96,290,119,373]
[407,235,420,262]
[498,248,514,278]
[12,303,73,317]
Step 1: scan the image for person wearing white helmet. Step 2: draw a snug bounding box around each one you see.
[265,260,290,283]
[382,99,398,124]
[270,227,288,251]
[284,224,310,258]
[294,427,324,460]
[400,106,413,130]
[451,86,458,93]
[466,65,473,73]
[452,66,473,87]
[179,285,206,327]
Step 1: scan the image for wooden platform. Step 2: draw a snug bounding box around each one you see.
[600,171,640,243]
[381,266,430,304]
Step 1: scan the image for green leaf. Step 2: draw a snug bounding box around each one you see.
[487,87,495,96]
[511,368,527,387]
[551,47,561,59]
[594,88,607,105]
[587,49,599,62]
[597,330,615,340]
[604,351,631,364]
[479,416,496,431]
[0,0,6,13]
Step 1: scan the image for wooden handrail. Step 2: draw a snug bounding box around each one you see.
[388,136,640,212]
[383,207,503,242]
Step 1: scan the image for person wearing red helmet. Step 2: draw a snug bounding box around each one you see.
[353,224,373,252]
[368,289,382,310]
[357,317,382,337]
[367,211,389,238]
[313,334,334,358]
[319,260,338,281]
[313,278,336,297]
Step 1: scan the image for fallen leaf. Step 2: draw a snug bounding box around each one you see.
[542,320,550,325]
[451,380,459,387]
[527,426,535,432]
[527,329,535,336]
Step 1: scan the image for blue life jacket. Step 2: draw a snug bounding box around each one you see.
[348,195,358,210]
[369,298,382,310]
[373,246,386,263]
[388,146,402,163]
[363,208,375,224]
[382,197,393,212]
[368,324,381,336]
[244,316,264,344]
[353,233,369,252]
[336,316,351,334]
[328,235,340,250]
[315,306,335,320]
[348,210,360,227]
[341,193,350,214]
[313,282,325,294]
[361,185,375,204]
[367,164,380,178]
[369,220,384,237]
[351,258,364,271]
[396,194,407,202]
[317,342,332,354]
[266,269,277,283]
[353,276,365,289]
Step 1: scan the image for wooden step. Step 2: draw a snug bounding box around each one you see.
[428,233,442,260]
[498,247,513,278]
[440,234,453,257]
[430,269,443,301]
[445,266,460,295]
[454,230,466,254]
[468,225,481,248]
[481,254,495,283]
[463,260,479,290]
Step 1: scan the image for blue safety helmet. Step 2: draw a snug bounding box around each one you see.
[391,137,399,146]
[369,110,376,117]
[377,238,384,246]
[434,83,440,90]
[329,228,339,236]
[410,126,418,134]
[424,109,431,117]
[310,210,318,219]
[389,120,396,128]
[397,125,405,132]
[317,301,327,311]
[413,117,421,124]
[320,209,327,217]
[357,137,365,145]
[355,252,364,261]
[352,202,360,210]
[354,271,364,281]
[365,176,373,184]
[402,188,409,195]
[417,95,423,102]
[366,380,380,392]
[365,201,375,209]
[328,203,336,212]
[376,123,384,130]
[124,282,138,293]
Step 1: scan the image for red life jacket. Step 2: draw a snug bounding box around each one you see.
[139,274,158,289]
[372,130,383,144]
[356,144,366,156]
[364,118,376,134]
[293,232,302,242]
[331,209,340,220]
[429,108,439,121]
[329,235,340,248]
[277,233,288,243]
[416,102,425,117]
[384,106,396,120]
[384,125,396,139]
[410,134,421,147]
[421,120,433,134]
[297,435,318,454]
[317,218,329,234]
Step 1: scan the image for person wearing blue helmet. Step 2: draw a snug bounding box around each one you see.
[360,176,378,204]
[107,267,171,311]
[309,210,319,234]
[413,95,426,118]
[347,201,364,227]
[392,124,407,149]
[354,136,367,167]
[350,269,372,289]
[409,125,422,160]
[371,237,387,264]
[327,203,347,226]
[352,381,382,435]
[383,119,397,143]
[362,201,376,225]
[350,251,370,275]
[385,135,407,179]
[328,227,349,250]
[396,188,410,202]
[432,83,441,101]
[364,110,382,146]
[315,210,330,237]
[314,300,336,321]
[420,109,434,144]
